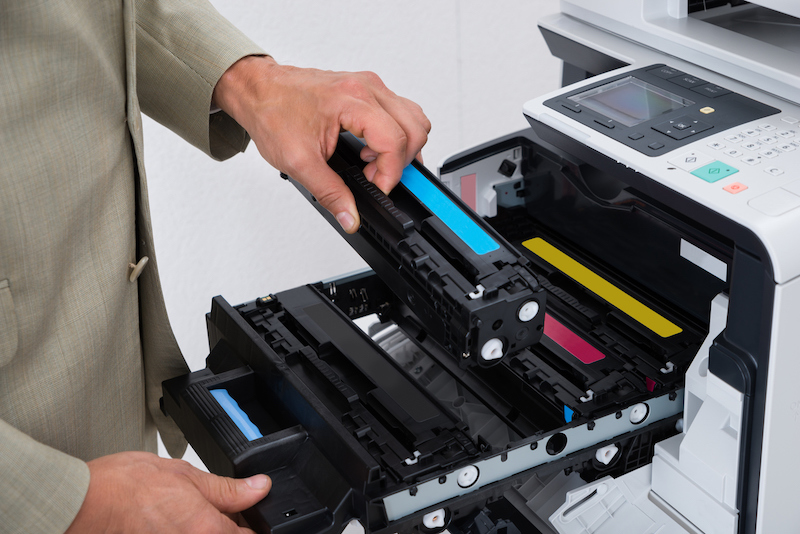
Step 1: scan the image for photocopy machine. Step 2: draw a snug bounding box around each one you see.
[161,1,800,533]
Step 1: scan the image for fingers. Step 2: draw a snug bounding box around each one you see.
[370,92,430,167]
[183,468,272,515]
[342,105,407,194]
[293,158,361,233]
[360,145,378,163]
[69,453,266,534]
[341,73,430,195]
[216,59,429,230]
[365,94,429,193]
[213,512,258,534]
[361,146,424,170]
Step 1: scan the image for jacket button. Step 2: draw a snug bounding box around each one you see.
[129,256,149,282]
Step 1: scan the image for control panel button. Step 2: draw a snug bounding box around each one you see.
[749,189,800,216]
[594,119,615,129]
[653,116,712,140]
[760,136,778,145]
[742,156,762,166]
[561,103,582,113]
[778,130,796,139]
[764,167,784,176]
[778,144,796,152]
[723,148,744,158]
[700,107,715,114]
[707,142,725,150]
[723,182,748,194]
[668,151,714,171]
[759,123,777,131]
[670,74,707,88]
[741,129,762,137]
[724,134,746,143]
[691,161,738,183]
[783,180,800,196]
[649,65,684,78]
[781,116,799,124]
[628,132,645,140]
[648,142,665,150]
[759,150,779,159]
[691,84,732,98]
[742,142,763,151]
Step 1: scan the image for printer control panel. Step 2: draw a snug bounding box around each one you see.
[526,62,800,281]
[669,115,800,217]
[543,64,779,157]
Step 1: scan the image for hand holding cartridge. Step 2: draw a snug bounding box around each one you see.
[65,451,270,533]
[288,133,546,367]
[212,55,430,233]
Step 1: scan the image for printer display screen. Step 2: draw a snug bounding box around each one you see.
[569,76,693,127]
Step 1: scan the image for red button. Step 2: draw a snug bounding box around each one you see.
[724,182,748,194]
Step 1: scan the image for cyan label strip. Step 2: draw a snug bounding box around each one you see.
[210,389,263,441]
[400,165,499,255]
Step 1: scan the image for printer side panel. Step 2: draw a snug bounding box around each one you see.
[756,274,800,534]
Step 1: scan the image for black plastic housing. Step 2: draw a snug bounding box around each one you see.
[163,257,696,533]
[160,122,775,534]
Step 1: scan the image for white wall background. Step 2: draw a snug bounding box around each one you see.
[145,0,562,468]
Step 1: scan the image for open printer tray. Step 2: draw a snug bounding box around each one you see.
[162,224,704,533]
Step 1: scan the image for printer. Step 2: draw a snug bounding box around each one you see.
[162,1,800,533]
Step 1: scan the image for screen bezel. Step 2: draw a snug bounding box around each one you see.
[568,76,694,127]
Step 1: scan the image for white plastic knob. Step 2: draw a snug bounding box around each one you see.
[457,465,479,488]
[422,509,446,529]
[629,403,649,424]
[595,444,619,465]
[480,338,504,361]
[518,300,540,322]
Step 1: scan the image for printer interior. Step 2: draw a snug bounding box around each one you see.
[163,128,728,533]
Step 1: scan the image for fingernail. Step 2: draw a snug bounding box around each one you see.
[335,211,355,232]
[362,154,376,162]
[245,474,269,490]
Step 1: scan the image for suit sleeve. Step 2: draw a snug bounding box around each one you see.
[135,0,267,161]
[0,420,89,533]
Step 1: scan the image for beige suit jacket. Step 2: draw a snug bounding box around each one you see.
[0,1,263,531]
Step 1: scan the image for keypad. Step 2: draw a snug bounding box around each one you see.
[681,117,800,219]
[708,121,798,176]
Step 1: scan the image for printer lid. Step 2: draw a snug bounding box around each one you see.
[558,0,800,105]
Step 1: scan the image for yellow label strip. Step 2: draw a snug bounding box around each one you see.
[523,237,682,338]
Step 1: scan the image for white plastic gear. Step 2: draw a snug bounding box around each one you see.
[518,300,540,322]
[480,338,504,361]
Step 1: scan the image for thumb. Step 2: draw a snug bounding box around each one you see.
[189,472,272,514]
[294,159,360,234]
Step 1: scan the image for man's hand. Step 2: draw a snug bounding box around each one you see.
[212,56,431,233]
[65,451,271,533]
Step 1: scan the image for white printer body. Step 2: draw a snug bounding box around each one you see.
[439,2,800,533]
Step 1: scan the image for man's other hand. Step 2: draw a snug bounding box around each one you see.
[65,451,271,533]
[212,56,431,233]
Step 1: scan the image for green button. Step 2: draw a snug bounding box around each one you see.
[691,161,738,183]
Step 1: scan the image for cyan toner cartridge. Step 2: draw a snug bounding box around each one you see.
[285,133,546,368]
